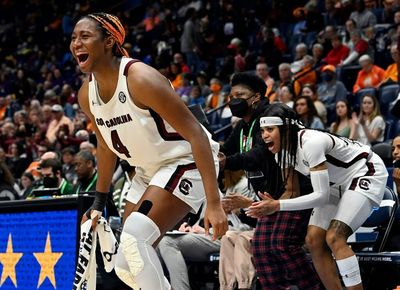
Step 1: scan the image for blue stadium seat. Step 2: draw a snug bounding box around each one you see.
[372,142,393,166]
[384,119,395,141]
[379,84,399,117]
[394,119,400,138]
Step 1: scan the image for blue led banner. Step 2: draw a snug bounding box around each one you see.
[0,210,77,289]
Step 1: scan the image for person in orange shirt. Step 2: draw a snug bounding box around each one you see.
[353,54,385,93]
[205,78,226,111]
[381,45,399,86]
[295,55,317,87]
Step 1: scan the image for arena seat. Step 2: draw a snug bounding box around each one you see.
[371,142,393,167]
[379,84,399,118]
[354,187,400,289]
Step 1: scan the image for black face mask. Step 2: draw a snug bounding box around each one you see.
[43,176,59,188]
[321,73,334,82]
[229,95,254,118]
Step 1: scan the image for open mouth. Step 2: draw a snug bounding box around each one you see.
[265,140,274,151]
[76,53,89,65]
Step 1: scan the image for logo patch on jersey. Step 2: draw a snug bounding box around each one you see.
[118,92,126,103]
[358,178,371,191]
[302,160,309,167]
[179,179,193,195]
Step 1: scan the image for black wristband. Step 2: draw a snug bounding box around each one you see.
[92,191,108,212]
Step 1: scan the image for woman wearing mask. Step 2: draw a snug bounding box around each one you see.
[205,78,227,111]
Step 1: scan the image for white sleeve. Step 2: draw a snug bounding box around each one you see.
[279,169,330,211]
[342,50,359,66]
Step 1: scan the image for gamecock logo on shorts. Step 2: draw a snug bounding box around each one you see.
[179,179,193,195]
[118,92,126,103]
[358,178,371,191]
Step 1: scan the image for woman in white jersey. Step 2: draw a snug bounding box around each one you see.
[246,103,387,290]
[70,12,227,290]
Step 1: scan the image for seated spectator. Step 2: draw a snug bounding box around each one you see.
[323,35,350,66]
[170,62,184,90]
[173,53,190,73]
[72,150,97,194]
[255,63,275,100]
[61,147,77,184]
[392,136,400,194]
[294,55,317,87]
[381,45,399,86]
[176,73,192,100]
[6,142,31,179]
[187,85,206,108]
[295,95,325,129]
[353,54,385,93]
[349,0,377,29]
[79,141,96,155]
[341,29,369,66]
[277,85,294,108]
[205,78,226,111]
[317,64,348,118]
[219,170,258,290]
[19,171,35,199]
[352,94,385,146]
[277,63,301,98]
[28,158,74,197]
[45,104,74,145]
[291,43,308,74]
[301,83,327,124]
[196,71,211,97]
[343,19,357,50]
[0,147,19,200]
[312,43,324,66]
[330,99,356,138]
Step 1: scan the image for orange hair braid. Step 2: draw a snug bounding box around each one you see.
[88,13,129,57]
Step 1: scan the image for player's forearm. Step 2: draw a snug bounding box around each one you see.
[96,145,117,193]
[190,132,220,203]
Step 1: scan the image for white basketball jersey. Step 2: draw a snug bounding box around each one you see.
[294,129,374,188]
[88,57,218,176]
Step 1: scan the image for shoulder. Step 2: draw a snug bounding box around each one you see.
[300,129,331,148]
[126,61,169,91]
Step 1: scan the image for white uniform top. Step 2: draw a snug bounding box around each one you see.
[294,129,379,199]
[88,57,218,178]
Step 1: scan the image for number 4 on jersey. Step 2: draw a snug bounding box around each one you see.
[111,130,131,158]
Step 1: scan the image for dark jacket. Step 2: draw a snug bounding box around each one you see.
[221,98,284,198]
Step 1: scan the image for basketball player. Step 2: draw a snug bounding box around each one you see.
[70,13,227,290]
[248,103,388,290]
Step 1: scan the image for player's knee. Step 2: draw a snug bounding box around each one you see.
[120,212,161,277]
[325,229,347,252]
[305,231,325,253]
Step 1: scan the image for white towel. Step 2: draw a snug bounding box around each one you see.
[73,217,118,290]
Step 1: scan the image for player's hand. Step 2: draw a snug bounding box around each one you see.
[222,194,252,213]
[178,222,192,232]
[80,208,102,231]
[246,192,279,217]
[203,200,228,241]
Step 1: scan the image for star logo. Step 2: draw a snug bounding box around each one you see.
[33,232,63,289]
[0,233,23,287]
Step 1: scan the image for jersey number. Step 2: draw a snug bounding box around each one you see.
[111,130,131,158]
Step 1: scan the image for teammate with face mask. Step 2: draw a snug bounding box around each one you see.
[219,72,280,195]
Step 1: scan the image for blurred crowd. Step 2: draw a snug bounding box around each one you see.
[0,0,400,202]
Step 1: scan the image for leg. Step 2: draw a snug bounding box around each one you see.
[117,185,192,290]
[306,225,341,290]
[253,214,288,290]
[219,230,240,290]
[158,235,191,290]
[273,210,322,290]
[326,191,375,290]
[306,195,343,290]
[234,230,255,290]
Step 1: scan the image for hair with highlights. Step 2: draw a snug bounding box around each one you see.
[83,12,129,57]
[262,103,300,186]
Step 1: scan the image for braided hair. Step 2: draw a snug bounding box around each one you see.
[262,103,301,187]
[83,12,129,57]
